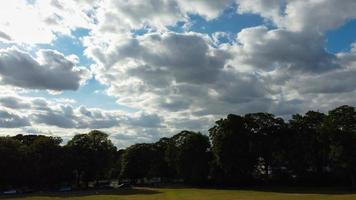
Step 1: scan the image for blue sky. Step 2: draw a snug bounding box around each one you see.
[0,0,355,147]
[326,19,356,53]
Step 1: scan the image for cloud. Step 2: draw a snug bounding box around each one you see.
[0,110,30,128]
[34,105,77,128]
[213,72,270,104]
[179,0,233,20]
[0,31,11,41]
[232,26,338,73]
[0,94,166,147]
[86,30,279,119]
[0,0,93,44]
[93,0,232,35]
[125,113,163,128]
[97,0,183,32]
[0,96,31,109]
[296,70,356,94]
[282,0,356,32]
[337,43,356,68]
[236,0,356,32]
[0,48,91,91]
[34,105,119,129]
[86,23,352,121]
[236,0,283,26]
[75,107,121,129]
[29,99,164,130]
[79,0,356,134]
[88,32,229,87]
[1,0,356,149]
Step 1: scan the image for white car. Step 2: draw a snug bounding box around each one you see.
[3,189,17,195]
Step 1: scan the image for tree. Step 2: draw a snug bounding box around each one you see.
[109,149,125,180]
[66,130,116,187]
[120,143,155,182]
[9,135,71,189]
[0,137,26,189]
[150,138,174,180]
[209,115,255,185]
[26,135,68,188]
[1,104,356,189]
[324,105,356,187]
[288,111,329,184]
[168,131,211,185]
[244,113,286,182]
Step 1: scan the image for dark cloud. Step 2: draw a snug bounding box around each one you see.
[0,48,90,91]
[214,72,270,104]
[0,31,11,41]
[169,117,211,131]
[0,96,31,109]
[297,70,356,94]
[126,113,163,128]
[34,105,120,129]
[0,110,30,128]
[34,106,77,128]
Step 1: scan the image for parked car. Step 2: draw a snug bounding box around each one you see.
[118,183,132,189]
[59,186,72,192]
[3,189,17,195]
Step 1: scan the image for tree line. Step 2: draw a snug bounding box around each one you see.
[0,105,355,190]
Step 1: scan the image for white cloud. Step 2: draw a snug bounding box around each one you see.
[231,26,338,73]
[0,0,93,44]
[283,0,356,32]
[0,0,356,148]
[0,94,168,148]
[236,0,283,26]
[236,0,356,32]
[84,0,356,129]
[179,0,233,20]
[92,0,233,36]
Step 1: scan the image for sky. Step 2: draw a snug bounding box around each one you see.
[0,0,355,148]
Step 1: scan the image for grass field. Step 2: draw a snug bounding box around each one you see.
[2,187,356,200]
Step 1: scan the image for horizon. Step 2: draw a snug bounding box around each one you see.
[1,104,351,147]
[0,0,355,149]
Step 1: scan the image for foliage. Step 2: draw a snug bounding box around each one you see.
[66,130,117,186]
[0,105,356,189]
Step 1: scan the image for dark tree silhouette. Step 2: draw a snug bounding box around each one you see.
[324,106,356,187]
[120,143,155,182]
[244,113,286,181]
[66,130,116,187]
[0,105,356,190]
[209,114,255,185]
[168,131,210,184]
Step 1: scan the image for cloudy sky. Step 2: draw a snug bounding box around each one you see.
[0,0,355,147]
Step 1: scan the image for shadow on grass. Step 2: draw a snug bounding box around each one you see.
[0,188,162,199]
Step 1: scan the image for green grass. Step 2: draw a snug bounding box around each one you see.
[3,187,356,200]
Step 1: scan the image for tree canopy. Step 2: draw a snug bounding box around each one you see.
[0,105,356,190]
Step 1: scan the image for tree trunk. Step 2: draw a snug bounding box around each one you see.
[351,171,356,189]
[265,159,270,182]
[75,170,80,188]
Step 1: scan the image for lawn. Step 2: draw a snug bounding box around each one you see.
[2,187,356,200]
